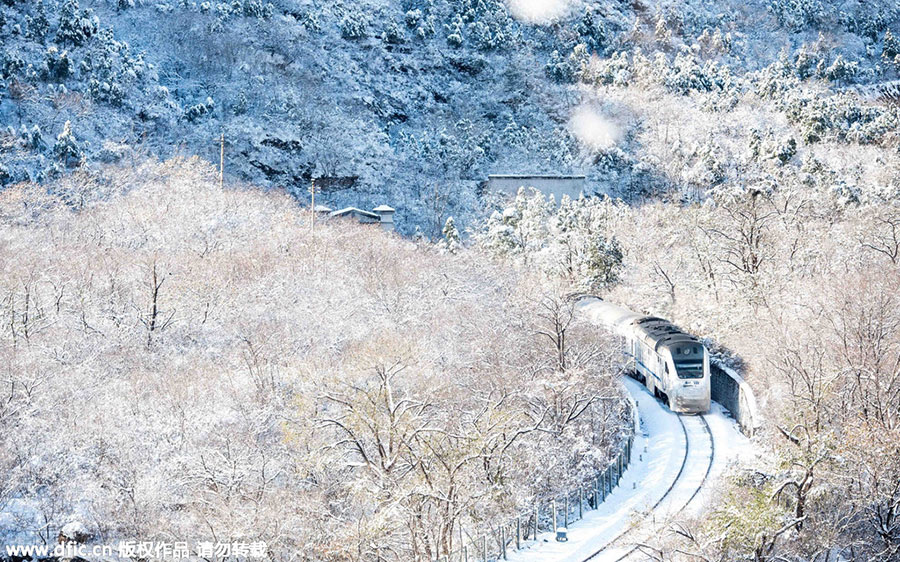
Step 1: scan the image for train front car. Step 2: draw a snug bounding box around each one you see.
[578,298,711,414]
[661,338,711,414]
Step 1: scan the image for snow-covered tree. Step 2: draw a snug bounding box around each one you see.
[545,44,590,83]
[53,121,82,167]
[441,215,461,252]
[24,0,49,40]
[340,10,369,40]
[823,55,858,84]
[57,0,99,46]
[0,159,628,560]
[44,47,73,82]
[883,29,900,67]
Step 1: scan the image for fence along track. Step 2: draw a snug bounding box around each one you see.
[435,397,637,562]
[580,414,689,561]
[583,414,715,562]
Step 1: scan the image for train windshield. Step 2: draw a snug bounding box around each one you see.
[675,361,704,379]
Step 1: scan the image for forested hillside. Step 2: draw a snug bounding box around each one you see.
[0,158,628,559]
[2,0,900,560]
[1,0,899,234]
[473,181,900,560]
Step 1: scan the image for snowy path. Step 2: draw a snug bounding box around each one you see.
[508,377,753,562]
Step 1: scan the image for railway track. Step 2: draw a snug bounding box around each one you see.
[581,414,715,562]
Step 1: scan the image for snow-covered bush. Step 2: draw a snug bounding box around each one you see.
[882,30,900,67]
[440,215,461,252]
[21,124,45,150]
[405,7,435,39]
[404,8,422,28]
[664,51,731,95]
[2,49,26,78]
[585,51,632,86]
[767,135,797,164]
[445,14,464,47]
[0,163,11,186]
[382,21,405,44]
[241,0,274,19]
[339,10,368,40]
[791,44,821,79]
[183,97,215,122]
[465,6,516,51]
[823,55,859,84]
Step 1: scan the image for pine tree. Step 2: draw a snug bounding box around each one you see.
[54,121,82,167]
[45,47,73,81]
[57,0,99,46]
[584,234,623,290]
[23,125,45,150]
[883,30,900,67]
[0,163,10,186]
[654,13,670,40]
[340,11,368,40]
[576,8,607,54]
[446,15,464,47]
[824,55,858,84]
[442,216,461,253]
[477,207,520,256]
[25,0,50,40]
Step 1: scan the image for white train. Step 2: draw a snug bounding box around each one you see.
[579,298,711,414]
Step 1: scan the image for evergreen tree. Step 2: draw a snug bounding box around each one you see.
[340,11,368,40]
[22,125,45,150]
[45,47,73,81]
[382,21,405,45]
[769,135,797,165]
[576,8,607,54]
[654,13,670,40]
[824,55,858,84]
[584,234,623,290]
[883,30,900,67]
[54,121,82,167]
[57,0,99,46]
[441,216,461,253]
[545,44,589,83]
[25,0,50,40]
[446,15,464,47]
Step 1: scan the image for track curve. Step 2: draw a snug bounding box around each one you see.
[581,412,715,562]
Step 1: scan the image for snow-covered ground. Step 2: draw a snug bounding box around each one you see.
[507,377,756,562]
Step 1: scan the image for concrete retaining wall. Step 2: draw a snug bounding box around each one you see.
[710,362,761,437]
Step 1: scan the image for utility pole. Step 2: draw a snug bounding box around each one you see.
[310,177,316,231]
[218,132,225,189]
